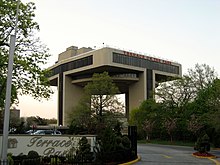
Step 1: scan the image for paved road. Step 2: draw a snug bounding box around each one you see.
[134,144,220,165]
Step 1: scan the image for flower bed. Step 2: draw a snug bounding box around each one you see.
[192,152,216,158]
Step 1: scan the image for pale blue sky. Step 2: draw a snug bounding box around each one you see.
[19,0,220,118]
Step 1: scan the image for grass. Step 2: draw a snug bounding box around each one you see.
[138,139,195,147]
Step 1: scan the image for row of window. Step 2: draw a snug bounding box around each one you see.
[49,52,179,77]
[51,55,93,76]
[112,73,138,78]
[112,53,179,74]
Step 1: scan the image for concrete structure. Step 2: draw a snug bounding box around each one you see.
[48,46,182,126]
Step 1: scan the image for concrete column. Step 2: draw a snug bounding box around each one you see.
[147,69,153,99]
[128,71,146,113]
[63,75,84,126]
[58,73,63,126]
[125,92,129,119]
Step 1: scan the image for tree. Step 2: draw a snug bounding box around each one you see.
[84,72,124,120]
[187,114,203,137]
[68,72,125,134]
[25,116,48,129]
[156,64,217,110]
[67,100,94,134]
[156,76,195,111]
[191,79,220,146]
[187,63,218,92]
[46,118,57,125]
[0,0,53,109]
[163,117,177,142]
[142,119,155,141]
[129,99,162,139]
[155,64,218,141]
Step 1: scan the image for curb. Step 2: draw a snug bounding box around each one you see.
[192,154,220,165]
[208,158,220,165]
[192,154,216,159]
[118,155,141,165]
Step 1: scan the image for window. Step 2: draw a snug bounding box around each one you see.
[112,52,179,74]
[50,55,93,76]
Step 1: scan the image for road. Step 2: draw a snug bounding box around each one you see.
[134,143,220,165]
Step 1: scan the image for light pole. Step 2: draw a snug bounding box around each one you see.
[1,1,20,164]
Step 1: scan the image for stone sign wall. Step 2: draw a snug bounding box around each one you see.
[0,134,96,157]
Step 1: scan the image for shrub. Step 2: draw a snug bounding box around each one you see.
[213,132,220,148]
[22,151,41,165]
[121,135,131,149]
[50,156,61,165]
[194,134,210,153]
[74,137,94,163]
[7,153,14,165]
[27,151,39,158]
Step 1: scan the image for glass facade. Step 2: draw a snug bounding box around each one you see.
[51,55,93,76]
[112,53,179,74]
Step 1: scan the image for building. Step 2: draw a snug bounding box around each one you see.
[0,108,20,119]
[48,46,182,126]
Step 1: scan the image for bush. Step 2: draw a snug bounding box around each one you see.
[194,134,210,153]
[22,151,41,165]
[74,137,94,163]
[50,156,61,165]
[121,135,131,149]
[94,127,134,164]
[213,132,220,148]
[7,153,14,165]
[27,151,39,158]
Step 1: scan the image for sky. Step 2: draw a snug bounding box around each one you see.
[18,0,220,119]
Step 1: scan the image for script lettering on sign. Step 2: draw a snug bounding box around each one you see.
[27,136,80,156]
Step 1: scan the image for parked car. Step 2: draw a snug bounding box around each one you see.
[25,130,36,134]
[31,130,62,135]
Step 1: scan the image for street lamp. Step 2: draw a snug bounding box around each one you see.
[1,1,20,165]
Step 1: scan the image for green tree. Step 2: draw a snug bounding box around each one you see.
[191,79,220,146]
[33,116,48,125]
[84,72,124,120]
[0,0,53,109]
[154,64,218,141]
[67,100,94,134]
[187,114,203,137]
[46,118,57,125]
[68,72,125,134]
[74,137,93,163]
[187,63,218,92]
[25,116,48,129]
[156,64,217,112]
[162,117,177,142]
[142,119,155,141]
[129,99,162,139]
[155,76,194,112]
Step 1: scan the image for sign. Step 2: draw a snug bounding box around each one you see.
[123,51,172,65]
[0,135,96,157]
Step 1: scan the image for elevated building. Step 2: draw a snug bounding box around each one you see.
[48,46,182,126]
